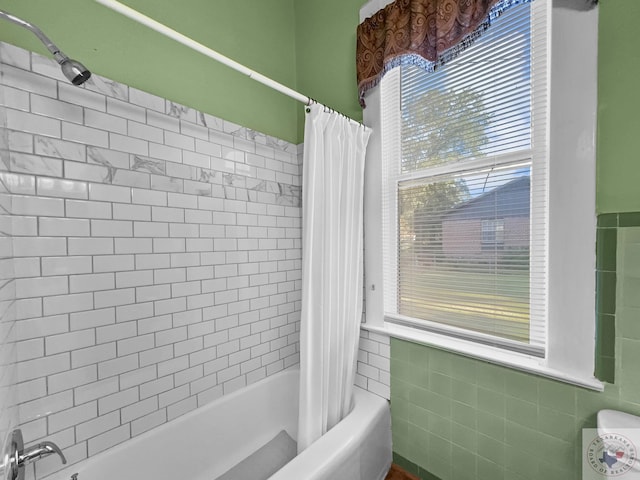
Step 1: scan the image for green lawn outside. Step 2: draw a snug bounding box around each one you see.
[399,267,531,342]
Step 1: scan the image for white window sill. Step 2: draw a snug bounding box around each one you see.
[362,321,604,391]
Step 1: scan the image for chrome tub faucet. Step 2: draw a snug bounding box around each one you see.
[20,440,67,466]
[0,429,67,480]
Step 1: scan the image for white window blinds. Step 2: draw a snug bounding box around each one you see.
[381,1,549,355]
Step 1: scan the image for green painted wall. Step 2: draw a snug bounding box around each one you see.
[0,0,370,144]
[294,0,364,140]
[0,0,300,143]
[597,0,640,213]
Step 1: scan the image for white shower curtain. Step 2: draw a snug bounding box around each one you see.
[297,103,371,453]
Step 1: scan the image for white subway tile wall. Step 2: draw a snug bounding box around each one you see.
[0,47,19,480]
[1,42,302,478]
[356,329,391,400]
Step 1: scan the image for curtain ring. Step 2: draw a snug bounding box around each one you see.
[306,98,316,113]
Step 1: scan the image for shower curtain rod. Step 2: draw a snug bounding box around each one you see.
[94,0,362,125]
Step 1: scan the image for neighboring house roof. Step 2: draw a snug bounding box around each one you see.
[442,176,530,222]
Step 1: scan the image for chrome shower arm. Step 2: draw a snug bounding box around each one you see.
[0,9,69,64]
[0,9,91,85]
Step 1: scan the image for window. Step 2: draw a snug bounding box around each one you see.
[386,1,547,355]
[481,219,506,248]
[362,0,601,389]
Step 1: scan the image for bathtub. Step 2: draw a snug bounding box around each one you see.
[46,367,391,480]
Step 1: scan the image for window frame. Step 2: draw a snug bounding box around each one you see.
[361,0,602,390]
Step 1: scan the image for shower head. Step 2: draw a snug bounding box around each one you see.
[59,57,92,86]
[0,9,92,86]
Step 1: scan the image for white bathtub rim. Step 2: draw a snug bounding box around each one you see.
[267,385,391,480]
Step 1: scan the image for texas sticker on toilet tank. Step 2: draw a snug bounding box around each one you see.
[583,429,640,479]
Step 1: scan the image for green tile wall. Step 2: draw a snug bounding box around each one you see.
[596,214,617,382]
[390,220,640,480]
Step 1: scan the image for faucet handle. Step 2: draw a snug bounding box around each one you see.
[0,429,24,480]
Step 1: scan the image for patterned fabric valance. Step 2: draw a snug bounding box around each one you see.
[355,0,598,107]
